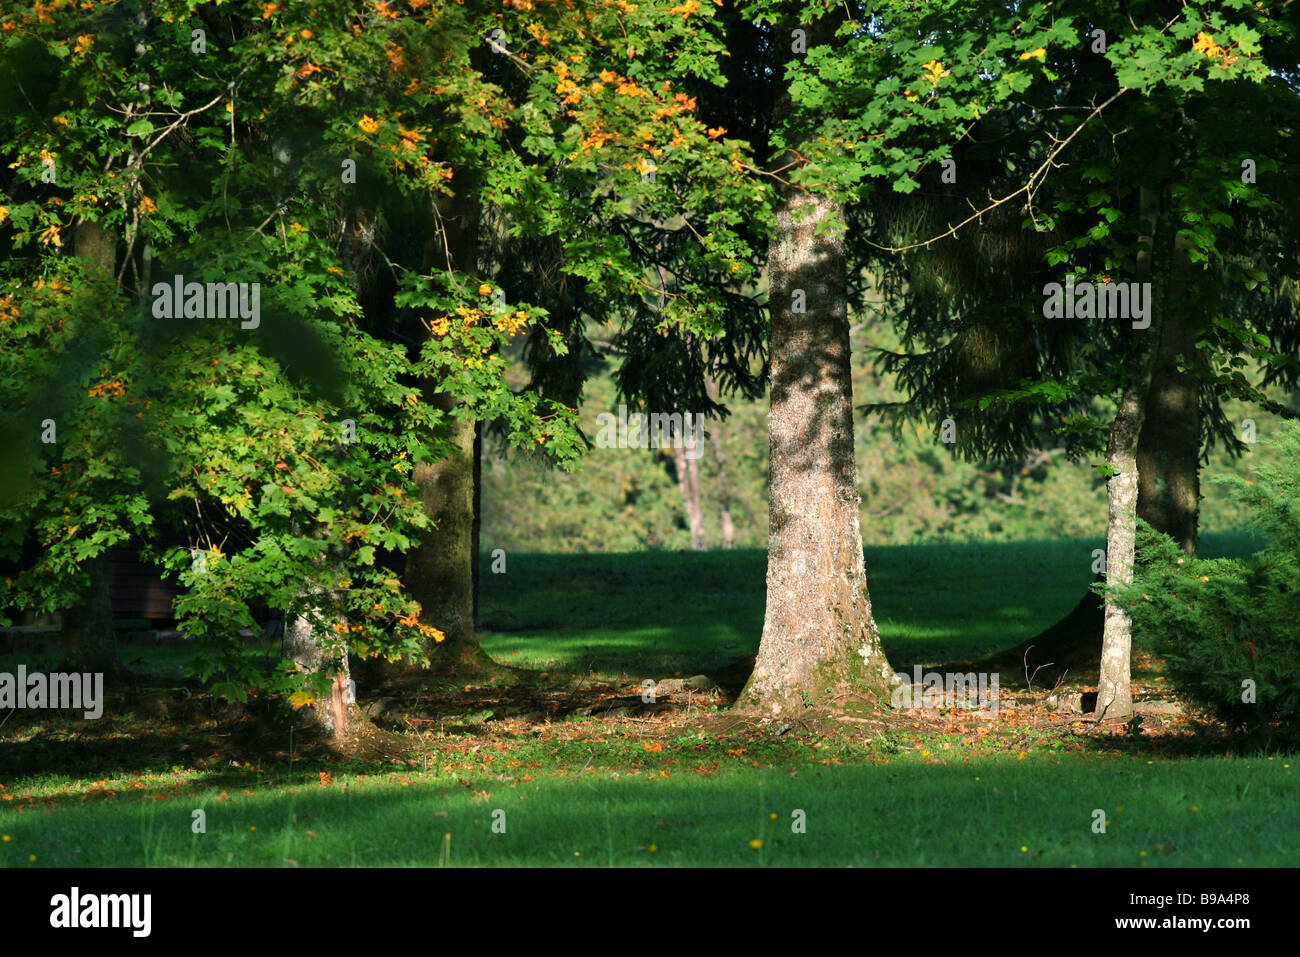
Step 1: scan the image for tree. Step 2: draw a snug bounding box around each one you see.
[739,146,894,714]
[731,0,1086,713]
[0,0,586,733]
[846,1,1294,707]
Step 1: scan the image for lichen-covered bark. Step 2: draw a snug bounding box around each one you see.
[1097,385,1146,721]
[737,189,893,716]
[285,608,352,743]
[1096,184,1170,721]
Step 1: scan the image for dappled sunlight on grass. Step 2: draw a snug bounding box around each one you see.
[3,752,1294,867]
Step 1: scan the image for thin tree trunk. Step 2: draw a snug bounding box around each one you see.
[60,219,120,673]
[1095,182,1169,721]
[472,419,483,624]
[1095,373,1150,721]
[672,440,707,551]
[1001,338,1199,678]
[712,421,736,549]
[706,374,736,548]
[737,166,893,715]
[1006,187,1197,681]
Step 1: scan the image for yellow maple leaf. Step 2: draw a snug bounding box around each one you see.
[1192,32,1224,58]
[417,623,446,642]
[288,691,315,710]
[1019,47,1047,61]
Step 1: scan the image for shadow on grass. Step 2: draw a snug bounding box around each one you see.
[5,750,1296,867]
[477,534,1260,675]
[477,540,1089,674]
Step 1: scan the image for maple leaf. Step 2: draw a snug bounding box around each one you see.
[922,59,947,85]
[1192,32,1224,58]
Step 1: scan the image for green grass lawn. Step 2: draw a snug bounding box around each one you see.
[2,534,1291,868]
[3,750,1295,867]
[476,532,1262,672]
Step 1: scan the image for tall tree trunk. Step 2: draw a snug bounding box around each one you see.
[737,185,893,716]
[60,219,120,673]
[1095,182,1170,721]
[672,440,707,551]
[999,346,1199,677]
[706,375,736,548]
[472,419,483,624]
[1136,243,1198,554]
[1095,368,1154,721]
[738,12,892,716]
[712,421,737,549]
[398,190,499,678]
[997,200,1198,680]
